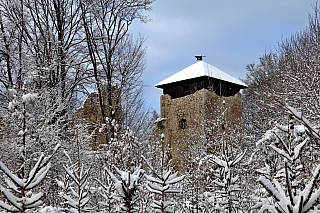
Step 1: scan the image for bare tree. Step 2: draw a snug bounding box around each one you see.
[80,0,153,139]
[243,5,320,140]
[242,4,320,211]
[0,0,94,118]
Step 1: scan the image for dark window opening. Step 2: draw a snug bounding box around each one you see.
[221,123,225,130]
[179,119,187,129]
[221,119,225,130]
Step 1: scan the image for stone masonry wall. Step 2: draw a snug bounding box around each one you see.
[76,90,121,150]
[160,88,243,172]
[76,92,106,150]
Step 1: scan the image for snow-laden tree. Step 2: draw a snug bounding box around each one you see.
[242,7,320,212]
[96,176,117,213]
[0,0,154,209]
[242,54,281,148]
[0,0,154,141]
[80,0,154,139]
[57,163,92,213]
[0,144,60,212]
[145,170,184,213]
[256,165,320,213]
[242,6,320,145]
[38,206,63,213]
[93,123,148,211]
[252,111,320,212]
[143,133,185,213]
[180,157,209,212]
[0,0,91,117]
[56,124,93,213]
[200,151,246,213]
[97,122,143,171]
[105,166,144,212]
[0,92,61,212]
[0,89,79,207]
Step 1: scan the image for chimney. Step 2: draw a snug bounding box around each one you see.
[195,55,205,61]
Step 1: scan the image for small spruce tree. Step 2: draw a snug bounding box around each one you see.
[144,133,185,213]
[253,112,320,212]
[0,92,60,212]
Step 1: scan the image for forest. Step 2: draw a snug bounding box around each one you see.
[0,0,320,212]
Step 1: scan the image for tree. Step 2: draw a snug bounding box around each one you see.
[242,5,320,143]
[105,165,144,212]
[0,89,77,206]
[199,150,245,213]
[0,146,60,212]
[0,93,60,212]
[241,9,320,211]
[96,175,117,213]
[80,0,154,138]
[56,124,93,213]
[252,111,320,212]
[57,163,92,213]
[0,0,91,113]
[242,54,281,146]
[145,170,185,213]
[0,0,155,150]
[90,124,147,211]
[144,134,185,213]
[0,0,154,210]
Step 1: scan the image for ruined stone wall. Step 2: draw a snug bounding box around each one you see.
[160,88,243,172]
[76,90,121,150]
[76,92,107,150]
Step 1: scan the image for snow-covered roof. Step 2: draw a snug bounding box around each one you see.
[155,61,247,88]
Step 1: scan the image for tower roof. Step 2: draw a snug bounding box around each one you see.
[155,60,247,88]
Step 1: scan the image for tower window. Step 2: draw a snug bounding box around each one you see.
[179,119,187,129]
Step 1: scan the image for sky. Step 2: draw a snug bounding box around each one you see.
[130,0,316,113]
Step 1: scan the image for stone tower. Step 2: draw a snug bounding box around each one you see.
[155,57,247,171]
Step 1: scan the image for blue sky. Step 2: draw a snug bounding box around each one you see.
[131,0,316,113]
